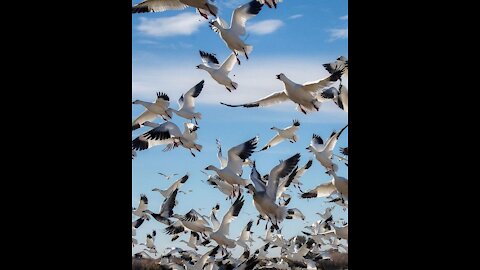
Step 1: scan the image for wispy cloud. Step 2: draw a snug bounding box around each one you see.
[247,19,284,35]
[288,14,303,20]
[137,13,204,37]
[327,28,348,41]
[339,15,348,20]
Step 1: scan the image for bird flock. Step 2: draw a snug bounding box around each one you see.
[132,1,348,269]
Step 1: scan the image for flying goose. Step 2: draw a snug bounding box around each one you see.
[170,80,204,125]
[205,136,259,197]
[132,194,149,217]
[144,189,179,225]
[209,0,264,65]
[132,121,202,156]
[287,159,313,191]
[235,220,255,251]
[132,92,173,130]
[220,71,343,114]
[140,230,157,254]
[210,203,221,230]
[216,139,252,169]
[163,123,203,156]
[323,56,348,79]
[317,84,348,112]
[209,195,245,249]
[204,173,235,200]
[132,0,218,19]
[183,245,220,270]
[306,124,348,172]
[286,208,305,220]
[180,231,202,250]
[259,120,301,151]
[245,153,300,230]
[152,174,189,198]
[196,51,238,92]
[171,209,214,236]
[158,172,179,180]
[300,171,348,201]
[132,214,149,236]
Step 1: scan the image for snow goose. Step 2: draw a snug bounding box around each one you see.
[209,195,245,249]
[132,92,173,130]
[208,203,220,230]
[140,230,157,254]
[287,159,313,191]
[205,136,259,197]
[158,172,179,180]
[132,194,149,217]
[197,51,238,92]
[220,72,343,114]
[286,208,305,220]
[235,220,255,251]
[209,0,264,65]
[169,209,214,236]
[163,123,203,156]
[170,80,204,124]
[259,120,301,151]
[245,153,300,230]
[316,206,335,221]
[300,172,348,201]
[183,246,220,270]
[323,56,348,79]
[317,84,348,112]
[132,121,202,156]
[180,231,202,250]
[152,174,189,198]
[216,139,252,169]
[144,189,179,225]
[258,225,275,243]
[306,124,348,172]
[132,215,149,236]
[204,173,235,200]
[132,0,218,19]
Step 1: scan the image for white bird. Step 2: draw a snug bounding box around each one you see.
[140,230,157,252]
[316,206,335,221]
[286,208,305,220]
[258,225,275,243]
[220,72,343,114]
[235,220,254,251]
[180,231,202,250]
[210,203,221,230]
[209,195,245,249]
[204,173,235,200]
[132,194,149,217]
[245,153,300,230]
[205,137,259,197]
[163,123,203,156]
[288,159,313,190]
[144,188,180,225]
[170,80,204,124]
[196,51,238,92]
[209,0,264,65]
[317,84,348,112]
[152,174,189,198]
[216,139,252,170]
[306,124,348,172]
[259,120,301,151]
[170,209,214,236]
[132,92,173,130]
[132,121,202,156]
[158,172,179,180]
[132,0,218,19]
[323,56,348,79]
[183,246,220,270]
[301,171,348,201]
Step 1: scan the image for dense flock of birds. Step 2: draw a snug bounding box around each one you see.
[132,0,348,269]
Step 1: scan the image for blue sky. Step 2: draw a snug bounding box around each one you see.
[132,0,348,257]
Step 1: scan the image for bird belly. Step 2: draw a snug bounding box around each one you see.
[222,31,244,51]
[212,72,231,86]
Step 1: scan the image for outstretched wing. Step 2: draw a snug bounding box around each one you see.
[230,0,264,36]
[226,137,259,175]
[220,91,288,108]
[266,153,300,200]
[132,0,188,13]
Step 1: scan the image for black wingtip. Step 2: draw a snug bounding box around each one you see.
[247,0,263,15]
[292,119,300,126]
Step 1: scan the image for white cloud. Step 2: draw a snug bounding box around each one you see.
[339,15,348,20]
[132,56,347,117]
[137,13,204,37]
[247,19,284,35]
[288,14,303,20]
[327,28,348,41]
